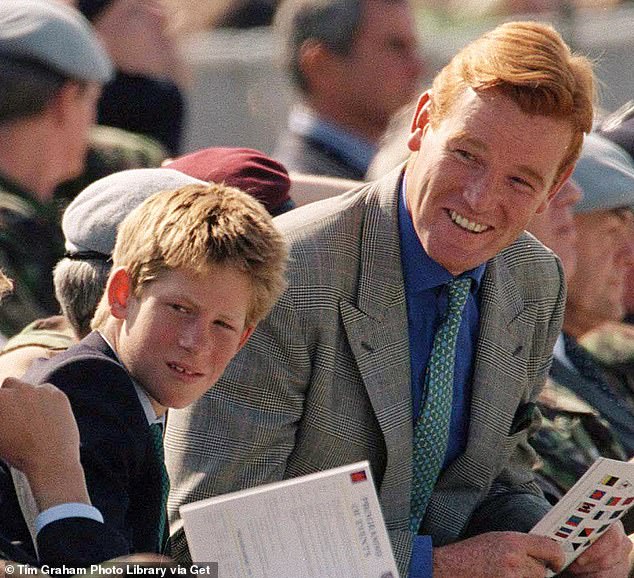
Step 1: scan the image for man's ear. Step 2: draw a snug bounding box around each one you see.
[48,82,82,127]
[536,164,575,214]
[237,326,256,351]
[407,90,432,152]
[107,267,132,319]
[298,39,338,94]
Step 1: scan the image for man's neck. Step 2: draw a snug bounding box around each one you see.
[306,98,387,143]
[562,311,602,340]
[0,123,60,203]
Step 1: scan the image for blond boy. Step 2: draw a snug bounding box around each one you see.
[2,183,287,566]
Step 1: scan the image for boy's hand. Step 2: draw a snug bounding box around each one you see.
[0,378,90,510]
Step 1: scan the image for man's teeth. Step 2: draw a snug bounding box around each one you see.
[450,210,489,233]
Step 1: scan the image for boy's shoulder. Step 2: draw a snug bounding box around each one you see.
[24,330,123,385]
[22,331,147,431]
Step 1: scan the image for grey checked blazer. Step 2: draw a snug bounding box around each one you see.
[165,166,565,576]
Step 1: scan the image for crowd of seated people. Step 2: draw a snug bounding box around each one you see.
[2,2,634,578]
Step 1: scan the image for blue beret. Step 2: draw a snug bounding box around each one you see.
[63,168,206,256]
[572,133,634,214]
[0,0,113,83]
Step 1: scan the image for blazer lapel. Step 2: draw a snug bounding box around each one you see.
[340,168,413,529]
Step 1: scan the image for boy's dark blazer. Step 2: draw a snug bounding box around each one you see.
[4,331,164,566]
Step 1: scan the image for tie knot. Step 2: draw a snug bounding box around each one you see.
[149,422,164,449]
[447,277,472,313]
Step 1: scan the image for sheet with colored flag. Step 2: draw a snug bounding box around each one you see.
[530,457,634,576]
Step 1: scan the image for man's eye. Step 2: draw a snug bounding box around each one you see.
[455,149,475,161]
[170,303,188,313]
[510,176,535,192]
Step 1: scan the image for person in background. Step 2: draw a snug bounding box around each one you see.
[0,0,112,340]
[526,174,633,515]
[579,102,634,370]
[272,0,424,180]
[166,20,632,577]
[545,133,634,456]
[75,0,188,154]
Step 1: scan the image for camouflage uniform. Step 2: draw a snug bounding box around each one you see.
[581,322,634,366]
[0,173,64,339]
[581,323,634,405]
[55,125,168,207]
[0,315,75,356]
[531,377,628,505]
[0,127,167,340]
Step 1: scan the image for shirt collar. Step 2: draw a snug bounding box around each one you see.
[288,105,377,175]
[97,331,164,426]
[554,332,578,373]
[398,174,485,293]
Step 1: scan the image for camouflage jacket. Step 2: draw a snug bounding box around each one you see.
[530,377,628,504]
[580,323,634,403]
[0,173,64,339]
[0,315,75,355]
[54,125,168,206]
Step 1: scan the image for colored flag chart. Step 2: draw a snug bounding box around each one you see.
[531,457,634,577]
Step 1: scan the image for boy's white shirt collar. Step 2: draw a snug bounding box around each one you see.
[97,330,164,426]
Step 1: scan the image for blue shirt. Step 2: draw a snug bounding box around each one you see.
[288,105,377,176]
[399,180,485,577]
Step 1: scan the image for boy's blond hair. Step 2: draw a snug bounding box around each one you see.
[92,183,288,328]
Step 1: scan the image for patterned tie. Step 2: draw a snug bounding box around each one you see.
[410,276,472,533]
[149,422,170,552]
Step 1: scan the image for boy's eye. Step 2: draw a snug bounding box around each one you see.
[170,303,189,314]
[214,319,236,332]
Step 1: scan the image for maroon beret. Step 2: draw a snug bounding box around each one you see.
[166,147,294,216]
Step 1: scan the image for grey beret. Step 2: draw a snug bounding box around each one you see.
[63,168,206,256]
[0,0,113,83]
[572,133,634,214]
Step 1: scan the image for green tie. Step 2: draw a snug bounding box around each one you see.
[410,276,472,534]
[149,422,170,552]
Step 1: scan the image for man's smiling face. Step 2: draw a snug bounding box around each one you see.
[405,88,574,275]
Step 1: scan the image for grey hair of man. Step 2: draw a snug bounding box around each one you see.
[53,258,110,339]
[54,168,206,339]
[275,0,403,94]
